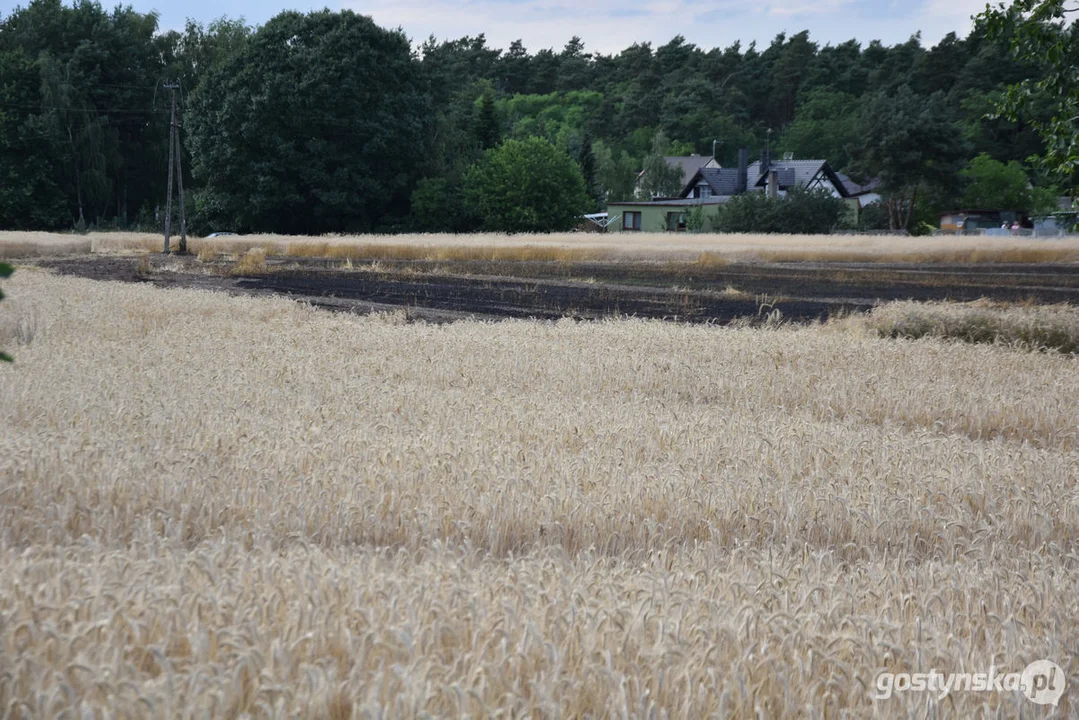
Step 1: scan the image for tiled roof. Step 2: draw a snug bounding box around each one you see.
[747,159,830,188]
[697,168,743,196]
[836,172,882,196]
[663,155,715,186]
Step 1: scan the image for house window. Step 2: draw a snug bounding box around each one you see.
[623,211,642,231]
[699,185,712,198]
[666,212,687,231]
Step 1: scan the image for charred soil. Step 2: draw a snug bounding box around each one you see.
[34,254,1079,324]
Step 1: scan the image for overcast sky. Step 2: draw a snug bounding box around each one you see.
[14,0,989,54]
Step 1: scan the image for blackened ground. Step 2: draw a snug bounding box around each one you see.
[33,255,1079,324]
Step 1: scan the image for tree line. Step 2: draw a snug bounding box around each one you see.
[0,0,1073,235]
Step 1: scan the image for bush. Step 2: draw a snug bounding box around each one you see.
[712,187,848,234]
[858,201,891,231]
[463,137,592,233]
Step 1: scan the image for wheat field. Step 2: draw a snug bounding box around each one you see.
[0,268,1077,717]
[4,229,1079,263]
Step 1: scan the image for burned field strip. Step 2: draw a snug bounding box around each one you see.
[35,254,1079,323]
[237,270,843,322]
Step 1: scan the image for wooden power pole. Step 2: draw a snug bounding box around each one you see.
[162,82,187,254]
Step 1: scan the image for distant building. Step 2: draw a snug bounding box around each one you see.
[1032,197,1077,236]
[939,209,1025,232]
[606,197,728,233]
[634,155,719,198]
[609,148,858,233]
[835,173,883,207]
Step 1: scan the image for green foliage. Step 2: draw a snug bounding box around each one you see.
[778,89,861,170]
[637,130,685,198]
[713,187,848,234]
[0,48,67,229]
[499,91,604,146]
[1031,185,1061,215]
[979,0,1079,189]
[0,0,173,229]
[0,6,1061,234]
[0,262,11,362]
[593,140,638,204]
[187,10,431,234]
[463,137,592,232]
[475,92,500,150]
[858,202,891,231]
[849,87,968,230]
[685,205,713,233]
[577,134,601,211]
[960,152,1037,209]
[409,178,477,233]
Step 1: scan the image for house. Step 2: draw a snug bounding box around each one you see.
[746,154,850,199]
[634,154,719,198]
[606,197,727,232]
[608,148,859,232]
[680,148,751,200]
[836,173,882,207]
[681,150,851,201]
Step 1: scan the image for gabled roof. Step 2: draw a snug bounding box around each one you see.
[679,167,743,198]
[636,156,717,189]
[836,172,882,197]
[747,159,851,197]
[665,155,716,186]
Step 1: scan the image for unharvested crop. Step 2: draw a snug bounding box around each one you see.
[840,299,1079,353]
[0,234,92,259]
[5,229,1079,264]
[0,270,1076,717]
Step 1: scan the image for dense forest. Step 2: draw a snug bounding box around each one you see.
[0,0,1070,234]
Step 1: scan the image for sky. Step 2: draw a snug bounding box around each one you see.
[14,0,990,54]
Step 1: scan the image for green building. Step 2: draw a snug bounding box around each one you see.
[606,198,725,233]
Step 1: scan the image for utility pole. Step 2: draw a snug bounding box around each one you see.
[173,106,187,253]
[162,82,187,254]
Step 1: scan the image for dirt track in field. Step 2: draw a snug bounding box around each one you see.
[32,254,1079,323]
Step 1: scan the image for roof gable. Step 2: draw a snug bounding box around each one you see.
[749,159,851,197]
[664,155,715,186]
[836,172,882,196]
[680,167,742,197]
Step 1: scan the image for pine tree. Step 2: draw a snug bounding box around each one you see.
[475,92,500,150]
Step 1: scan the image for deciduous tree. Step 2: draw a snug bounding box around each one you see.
[463,137,591,232]
[979,0,1079,189]
[849,87,967,230]
[960,152,1038,209]
[637,130,684,198]
[187,10,430,234]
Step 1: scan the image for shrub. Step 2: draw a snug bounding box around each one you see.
[712,186,848,234]
[463,137,592,233]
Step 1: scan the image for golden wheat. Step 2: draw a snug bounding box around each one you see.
[5,229,1079,263]
[0,269,1076,717]
[836,300,1079,353]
